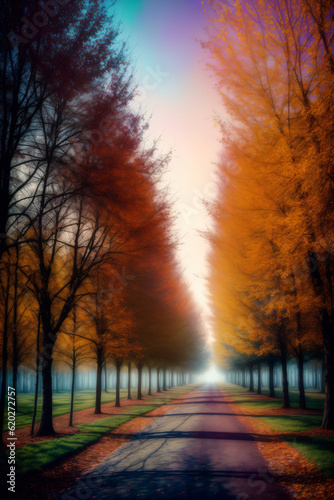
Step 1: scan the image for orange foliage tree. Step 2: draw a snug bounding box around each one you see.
[204,0,334,425]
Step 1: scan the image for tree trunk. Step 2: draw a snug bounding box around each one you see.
[31,352,40,436]
[163,368,167,391]
[280,345,290,409]
[171,370,174,387]
[307,251,334,428]
[249,364,254,392]
[94,348,103,414]
[321,356,325,393]
[157,368,161,392]
[37,344,55,436]
[242,369,246,388]
[127,362,132,399]
[148,366,152,396]
[104,363,108,393]
[322,310,334,429]
[69,361,76,426]
[314,364,319,390]
[115,361,122,407]
[30,314,41,436]
[268,360,275,398]
[0,270,10,444]
[37,314,59,437]
[137,363,143,400]
[0,156,10,259]
[297,352,306,410]
[12,248,19,412]
[257,363,261,394]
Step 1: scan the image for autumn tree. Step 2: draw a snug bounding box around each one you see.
[0,262,10,443]
[204,0,333,422]
[0,0,126,259]
[0,247,37,441]
[108,313,139,408]
[54,307,91,426]
[19,178,119,435]
[0,0,138,437]
[127,236,208,399]
[77,269,135,413]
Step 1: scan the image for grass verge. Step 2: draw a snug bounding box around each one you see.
[221,383,334,478]
[5,389,133,429]
[12,405,157,475]
[1,384,200,476]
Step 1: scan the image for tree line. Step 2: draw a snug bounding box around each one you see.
[204,0,334,428]
[0,0,207,442]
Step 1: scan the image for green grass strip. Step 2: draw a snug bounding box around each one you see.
[220,383,334,478]
[7,385,201,430]
[5,389,131,430]
[290,438,334,478]
[1,405,158,475]
[1,384,201,476]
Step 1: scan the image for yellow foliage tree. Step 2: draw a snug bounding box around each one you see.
[205,0,333,423]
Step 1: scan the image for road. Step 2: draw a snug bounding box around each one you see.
[60,385,290,500]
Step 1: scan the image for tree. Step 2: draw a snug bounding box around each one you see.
[106,297,138,408]
[0,0,125,259]
[127,242,208,395]
[204,0,334,426]
[20,184,117,435]
[54,306,91,426]
[1,0,136,437]
[30,311,41,436]
[0,247,37,441]
[0,264,10,444]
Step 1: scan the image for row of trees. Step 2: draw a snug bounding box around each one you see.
[14,366,193,395]
[226,359,325,396]
[0,0,207,441]
[204,0,334,428]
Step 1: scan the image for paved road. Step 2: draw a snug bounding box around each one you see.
[60,385,290,500]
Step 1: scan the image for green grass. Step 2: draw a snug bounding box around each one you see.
[1,384,200,476]
[261,388,325,411]
[8,386,201,430]
[2,405,157,475]
[221,383,334,478]
[291,438,334,478]
[223,384,324,412]
[5,389,132,429]
[259,415,323,432]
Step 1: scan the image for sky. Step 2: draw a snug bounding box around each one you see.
[114,0,224,342]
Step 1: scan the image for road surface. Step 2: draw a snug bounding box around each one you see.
[60,385,290,500]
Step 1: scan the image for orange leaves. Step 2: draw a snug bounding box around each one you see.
[231,396,334,500]
[204,0,334,369]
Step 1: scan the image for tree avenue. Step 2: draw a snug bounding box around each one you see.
[204,0,334,428]
[0,1,208,441]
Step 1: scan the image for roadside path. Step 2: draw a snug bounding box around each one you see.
[60,384,290,499]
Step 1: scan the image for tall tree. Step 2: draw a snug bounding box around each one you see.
[54,307,91,426]
[204,0,334,423]
[0,0,125,259]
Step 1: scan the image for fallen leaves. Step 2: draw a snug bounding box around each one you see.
[2,390,195,500]
[221,390,334,500]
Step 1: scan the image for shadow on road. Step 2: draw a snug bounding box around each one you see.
[60,461,291,500]
[165,400,230,405]
[132,430,255,441]
[58,387,291,500]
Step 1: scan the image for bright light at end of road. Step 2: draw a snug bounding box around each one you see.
[201,365,225,383]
